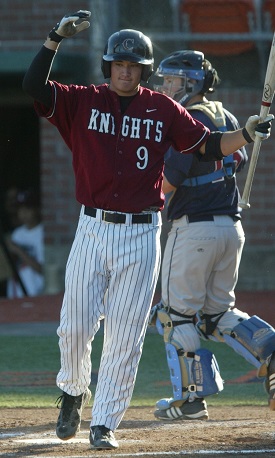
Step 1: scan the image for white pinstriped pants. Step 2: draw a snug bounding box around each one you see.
[56,206,161,431]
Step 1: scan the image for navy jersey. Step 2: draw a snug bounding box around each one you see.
[165,104,248,221]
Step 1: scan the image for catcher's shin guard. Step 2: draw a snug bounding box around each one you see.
[222,315,275,375]
[156,308,223,407]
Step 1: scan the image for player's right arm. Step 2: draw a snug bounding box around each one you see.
[22,46,55,107]
[22,10,91,107]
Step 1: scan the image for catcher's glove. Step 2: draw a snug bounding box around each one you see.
[48,10,91,42]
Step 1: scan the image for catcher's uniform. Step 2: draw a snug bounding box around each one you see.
[163,101,248,323]
[154,101,252,417]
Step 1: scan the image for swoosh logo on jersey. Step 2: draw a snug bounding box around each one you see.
[146,109,157,112]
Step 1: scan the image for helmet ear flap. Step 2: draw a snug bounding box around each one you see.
[141,64,154,82]
[101,44,111,78]
[101,59,111,79]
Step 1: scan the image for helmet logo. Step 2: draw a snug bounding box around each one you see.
[122,38,134,52]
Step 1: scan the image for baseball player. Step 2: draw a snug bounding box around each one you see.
[150,50,275,422]
[22,10,273,450]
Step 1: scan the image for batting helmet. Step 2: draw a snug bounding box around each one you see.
[154,50,220,105]
[101,29,154,82]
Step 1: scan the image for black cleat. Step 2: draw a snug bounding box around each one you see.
[55,388,91,440]
[90,425,119,450]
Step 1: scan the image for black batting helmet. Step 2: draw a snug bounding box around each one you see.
[154,50,220,105]
[101,29,154,82]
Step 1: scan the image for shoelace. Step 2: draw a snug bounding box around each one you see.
[55,393,82,421]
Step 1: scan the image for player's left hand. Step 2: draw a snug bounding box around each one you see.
[244,114,274,142]
[52,10,91,39]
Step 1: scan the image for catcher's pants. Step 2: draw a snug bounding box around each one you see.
[56,206,161,431]
[161,215,248,352]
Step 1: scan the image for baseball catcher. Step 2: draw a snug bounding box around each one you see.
[150,50,275,421]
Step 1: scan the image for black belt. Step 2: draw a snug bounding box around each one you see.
[187,215,239,223]
[84,206,152,224]
[187,215,214,223]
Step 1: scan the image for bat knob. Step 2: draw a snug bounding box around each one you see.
[239,201,251,209]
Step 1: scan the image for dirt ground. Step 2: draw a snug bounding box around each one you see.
[1,292,275,456]
[1,405,275,457]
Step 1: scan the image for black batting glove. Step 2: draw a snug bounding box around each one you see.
[48,10,91,43]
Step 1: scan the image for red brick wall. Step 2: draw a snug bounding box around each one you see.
[0,0,90,43]
[40,120,80,246]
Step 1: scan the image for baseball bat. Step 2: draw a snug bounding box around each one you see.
[239,32,275,209]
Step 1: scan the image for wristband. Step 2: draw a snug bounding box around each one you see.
[242,127,253,144]
[48,27,64,43]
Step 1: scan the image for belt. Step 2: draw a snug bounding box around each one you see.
[187,215,214,223]
[187,215,239,223]
[84,206,152,224]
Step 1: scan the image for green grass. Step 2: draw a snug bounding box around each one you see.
[0,332,268,408]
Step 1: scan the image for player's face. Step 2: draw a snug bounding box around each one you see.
[109,61,142,96]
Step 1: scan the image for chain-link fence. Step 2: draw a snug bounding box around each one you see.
[99,0,272,89]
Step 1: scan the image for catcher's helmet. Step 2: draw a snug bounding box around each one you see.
[101,29,154,82]
[154,50,220,105]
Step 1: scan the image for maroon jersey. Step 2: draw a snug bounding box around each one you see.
[35,83,209,213]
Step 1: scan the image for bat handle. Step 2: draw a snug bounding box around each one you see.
[239,135,262,209]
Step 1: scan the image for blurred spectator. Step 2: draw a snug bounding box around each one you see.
[6,189,44,298]
[0,186,21,296]
[1,186,21,234]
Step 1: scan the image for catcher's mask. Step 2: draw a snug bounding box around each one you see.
[101,29,154,82]
[154,50,220,106]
